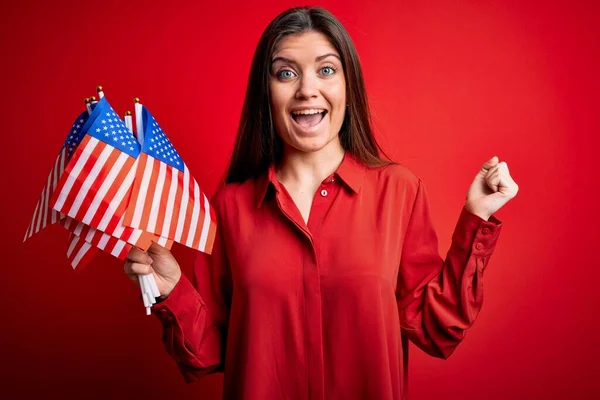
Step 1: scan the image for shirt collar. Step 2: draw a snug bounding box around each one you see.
[255,151,366,208]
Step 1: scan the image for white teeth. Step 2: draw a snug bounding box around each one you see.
[291,109,325,115]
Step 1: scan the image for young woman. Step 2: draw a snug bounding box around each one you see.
[124,6,518,400]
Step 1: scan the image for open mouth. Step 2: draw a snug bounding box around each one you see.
[290,110,327,128]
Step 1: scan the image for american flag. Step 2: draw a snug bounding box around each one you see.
[124,105,216,254]
[66,232,99,271]
[50,97,167,252]
[24,111,89,242]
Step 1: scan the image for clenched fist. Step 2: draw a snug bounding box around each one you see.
[465,156,519,220]
[124,242,182,298]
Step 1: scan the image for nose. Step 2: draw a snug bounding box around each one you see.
[295,73,319,99]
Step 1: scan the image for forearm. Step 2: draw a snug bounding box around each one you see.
[151,274,225,381]
[399,206,502,359]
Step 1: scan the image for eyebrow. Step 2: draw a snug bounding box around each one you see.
[271,53,341,65]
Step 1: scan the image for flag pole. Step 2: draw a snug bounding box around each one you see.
[134,97,144,146]
[84,97,92,115]
[96,85,104,99]
[129,103,158,315]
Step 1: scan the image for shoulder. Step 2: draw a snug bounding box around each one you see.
[365,161,423,193]
[209,179,257,215]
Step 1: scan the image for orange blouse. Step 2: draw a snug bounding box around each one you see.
[151,152,503,399]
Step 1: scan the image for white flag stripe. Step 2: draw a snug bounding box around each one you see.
[174,166,190,242]
[41,161,54,229]
[157,235,168,247]
[127,228,143,245]
[97,158,138,231]
[67,142,113,218]
[130,156,154,228]
[73,220,84,236]
[199,194,211,251]
[112,213,127,237]
[25,200,40,240]
[98,233,110,249]
[34,181,45,235]
[111,240,126,258]
[161,166,179,239]
[49,151,63,226]
[82,152,129,225]
[53,138,100,211]
[85,223,97,243]
[147,160,166,232]
[185,179,201,247]
[67,235,79,258]
[52,150,66,225]
[72,240,92,269]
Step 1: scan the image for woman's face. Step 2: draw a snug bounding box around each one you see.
[269,30,346,155]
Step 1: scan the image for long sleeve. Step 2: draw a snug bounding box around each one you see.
[151,191,232,382]
[396,178,503,359]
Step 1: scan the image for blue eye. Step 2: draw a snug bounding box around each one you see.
[321,66,337,75]
[277,69,296,80]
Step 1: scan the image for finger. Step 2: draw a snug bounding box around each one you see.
[486,173,501,192]
[127,262,154,276]
[126,246,153,265]
[148,241,169,256]
[484,165,500,180]
[481,156,499,172]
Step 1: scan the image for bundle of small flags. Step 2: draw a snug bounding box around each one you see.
[23,87,217,314]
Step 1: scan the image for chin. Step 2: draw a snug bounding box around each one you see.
[289,134,339,154]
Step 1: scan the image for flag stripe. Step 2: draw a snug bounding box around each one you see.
[160,166,179,238]
[195,193,211,251]
[147,161,167,232]
[167,169,184,240]
[174,166,190,242]
[185,178,201,247]
[81,150,128,225]
[123,153,146,227]
[99,158,138,233]
[67,141,114,219]
[154,165,172,236]
[52,136,100,212]
[129,153,153,228]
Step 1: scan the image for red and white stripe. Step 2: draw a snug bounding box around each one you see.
[66,233,99,270]
[50,135,170,251]
[124,153,217,254]
[24,147,68,241]
[62,216,173,260]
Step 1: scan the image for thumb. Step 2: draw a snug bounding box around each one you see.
[478,155,499,176]
[148,241,169,255]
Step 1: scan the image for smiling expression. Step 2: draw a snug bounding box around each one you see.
[268,30,347,154]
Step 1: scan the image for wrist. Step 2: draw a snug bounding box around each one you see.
[464,203,491,221]
[161,272,182,298]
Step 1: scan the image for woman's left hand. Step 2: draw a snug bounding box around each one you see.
[464,156,519,220]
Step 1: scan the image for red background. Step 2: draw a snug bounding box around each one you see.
[2,0,599,398]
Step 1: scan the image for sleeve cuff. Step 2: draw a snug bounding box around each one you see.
[150,274,204,324]
[451,206,503,256]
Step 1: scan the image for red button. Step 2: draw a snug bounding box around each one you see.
[482,228,490,234]
[476,243,483,250]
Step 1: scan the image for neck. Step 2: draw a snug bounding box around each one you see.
[276,139,345,189]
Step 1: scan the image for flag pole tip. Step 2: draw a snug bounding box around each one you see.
[96,85,103,92]
[125,110,132,116]
[84,97,90,104]
[90,96,97,101]
[133,97,140,103]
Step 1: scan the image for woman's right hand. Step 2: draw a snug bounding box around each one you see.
[124,242,182,299]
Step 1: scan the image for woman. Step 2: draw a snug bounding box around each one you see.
[124,6,518,400]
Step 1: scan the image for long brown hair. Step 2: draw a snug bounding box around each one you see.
[225,6,393,184]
